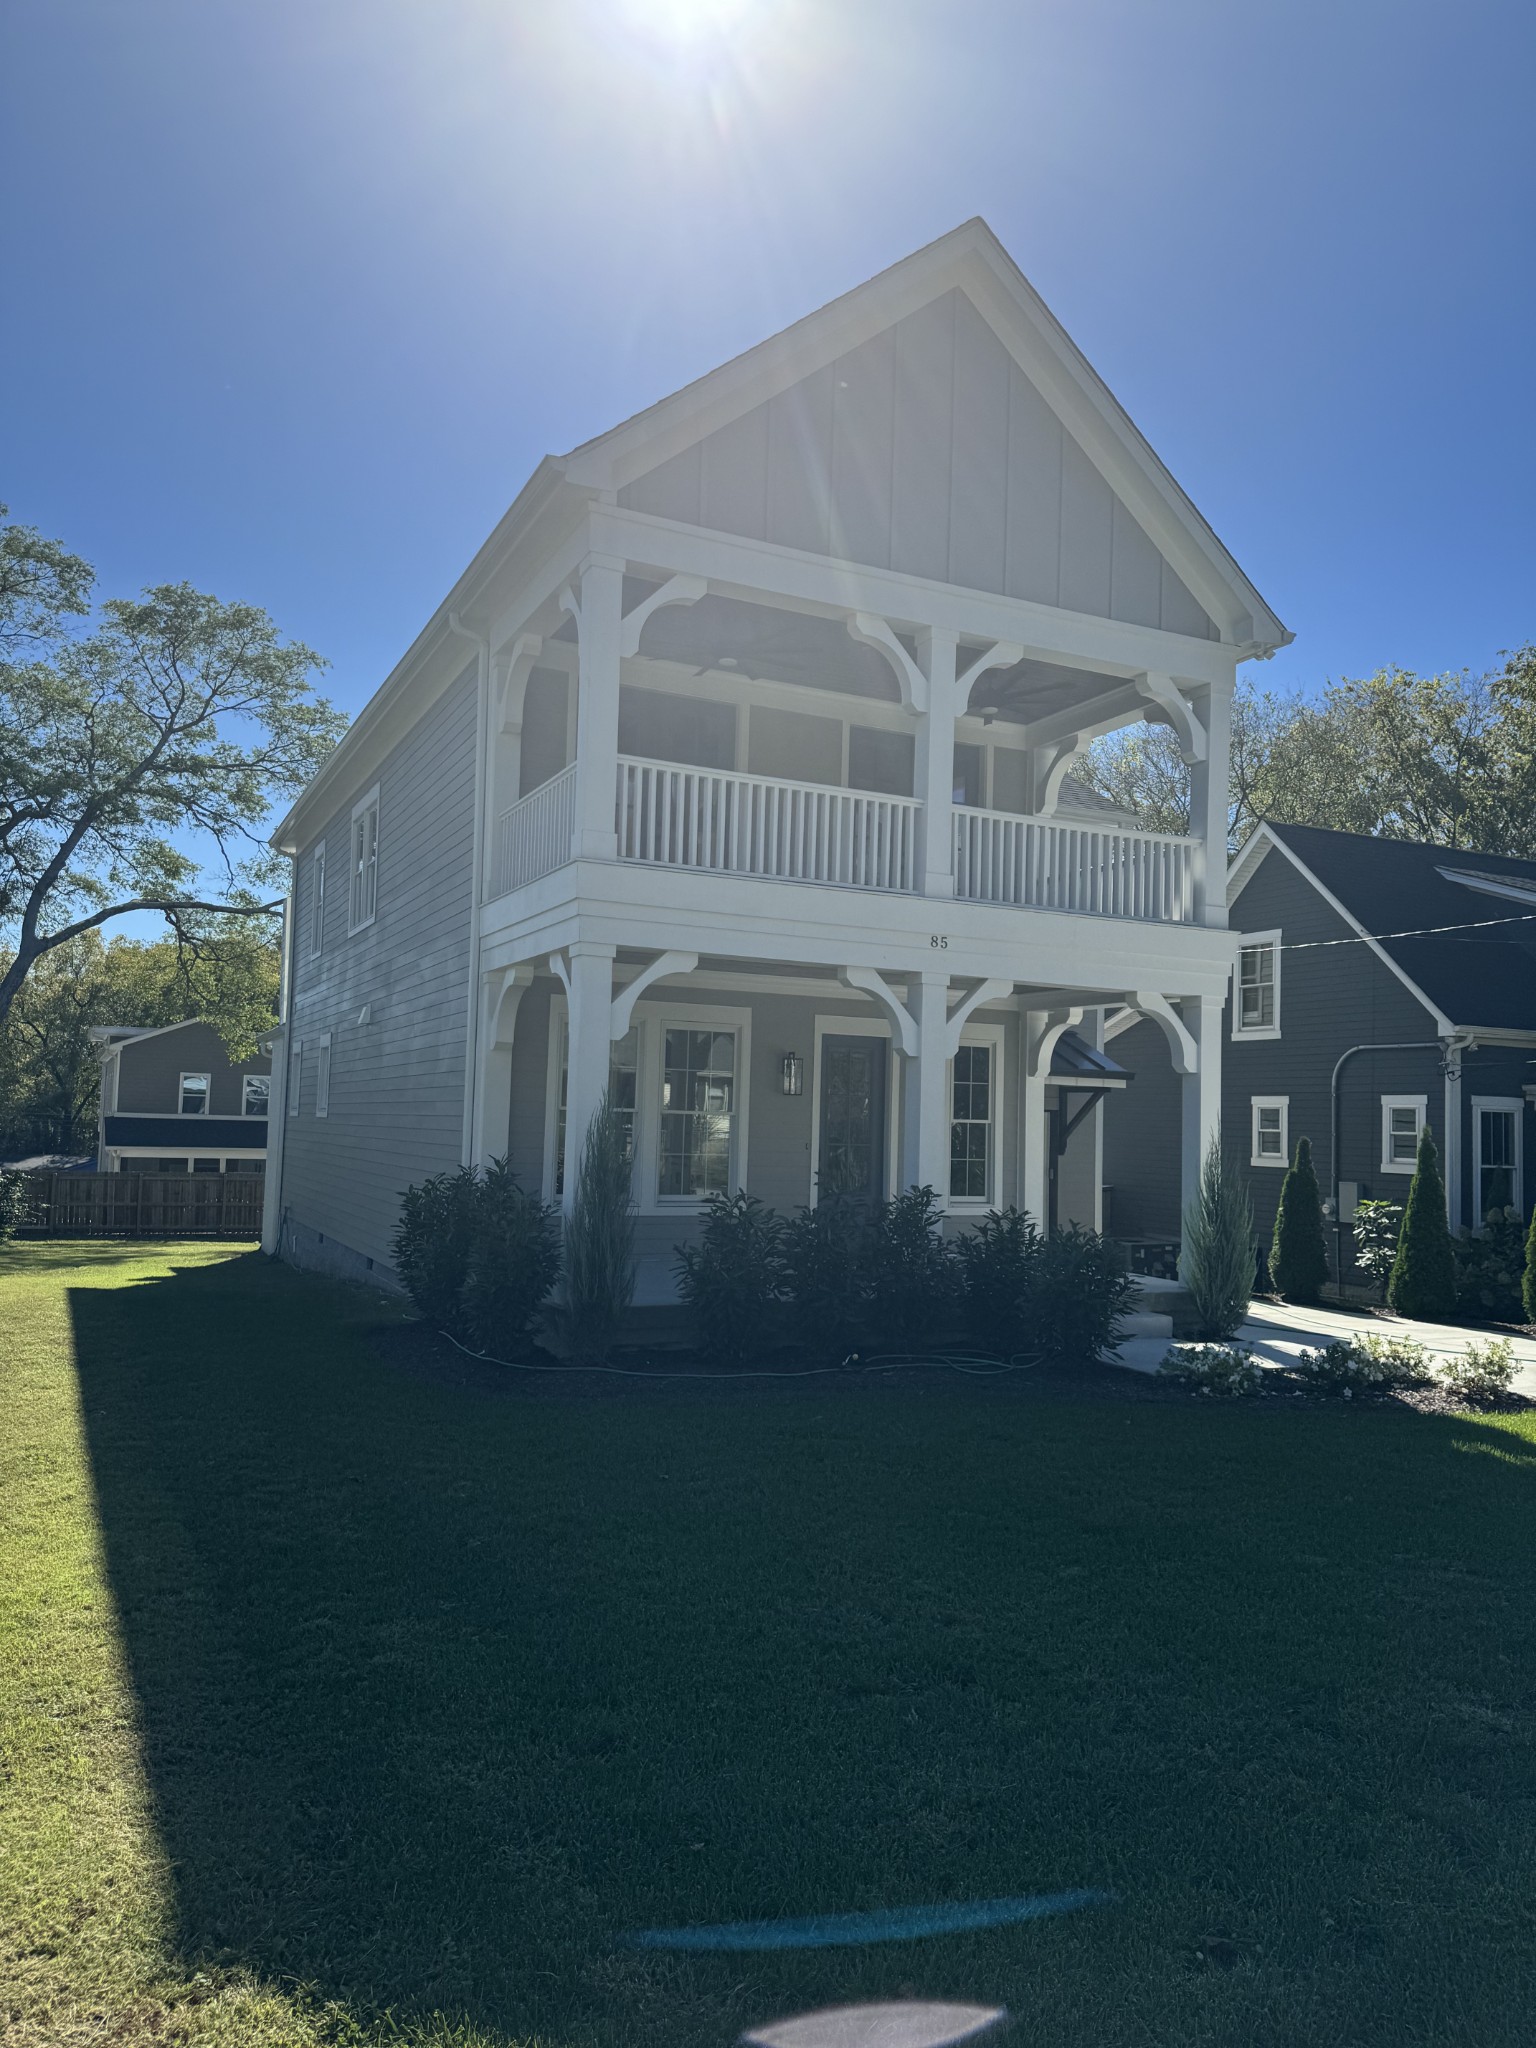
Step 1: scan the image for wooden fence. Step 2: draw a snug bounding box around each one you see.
[18,1171,265,1239]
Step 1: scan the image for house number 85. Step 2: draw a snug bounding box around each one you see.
[929,934,949,949]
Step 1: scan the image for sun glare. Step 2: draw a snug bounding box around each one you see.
[616,0,764,61]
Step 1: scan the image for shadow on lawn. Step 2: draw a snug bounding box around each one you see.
[69,1253,1536,2048]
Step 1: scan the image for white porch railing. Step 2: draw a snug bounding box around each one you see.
[953,806,1198,923]
[492,763,577,898]
[616,756,921,893]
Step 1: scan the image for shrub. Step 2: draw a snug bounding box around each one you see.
[1270,1135,1329,1303]
[863,1186,958,1355]
[1293,1333,1433,1397]
[1292,1340,1367,1395]
[562,1090,636,1365]
[1442,1337,1519,1401]
[1160,1343,1261,1397]
[0,1168,35,1242]
[391,1165,482,1334]
[460,1160,561,1357]
[1033,1225,1135,1363]
[1352,1332,1435,1387]
[1454,1207,1526,1322]
[1180,1131,1253,1339]
[780,1194,872,1361]
[952,1206,1042,1357]
[1524,1205,1536,1325]
[1351,1200,1403,1301]
[1387,1126,1457,1320]
[674,1192,787,1365]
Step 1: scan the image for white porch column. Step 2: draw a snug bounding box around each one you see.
[560,941,616,1215]
[1188,677,1231,929]
[473,964,533,1169]
[1179,995,1223,1246]
[900,970,952,1197]
[568,556,624,862]
[914,627,959,898]
[1020,1007,1083,1227]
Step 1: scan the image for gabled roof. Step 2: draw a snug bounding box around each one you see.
[1230,821,1536,1034]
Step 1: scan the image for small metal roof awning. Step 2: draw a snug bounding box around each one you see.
[1048,1031,1131,1087]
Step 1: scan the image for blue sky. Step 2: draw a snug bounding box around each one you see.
[3,0,1533,730]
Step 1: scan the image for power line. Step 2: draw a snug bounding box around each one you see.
[1282,909,1536,952]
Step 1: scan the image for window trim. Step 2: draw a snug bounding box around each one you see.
[316,1031,332,1118]
[241,1073,270,1118]
[948,1021,1007,1210]
[310,842,326,958]
[1232,929,1282,1040]
[288,1040,302,1116]
[1380,1094,1427,1175]
[1471,1094,1523,1222]
[1250,1095,1289,1168]
[178,1071,211,1118]
[809,1014,898,1208]
[348,785,380,934]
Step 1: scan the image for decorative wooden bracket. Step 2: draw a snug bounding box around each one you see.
[609,950,699,1041]
[483,961,536,1049]
[1025,1007,1086,1080]
[838,967,919,1058]
[944,978,1015,1060]
[1135,672,1207,765]
[619,575,707,658]
[491,633,543,733]
[1128,990,1198,1074]
[847,614,928,713]
[956,640,1024,709]
[1035,734,1085,816]
[547,949,572,1002]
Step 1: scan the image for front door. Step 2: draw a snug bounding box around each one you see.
[817,1036,887,1202]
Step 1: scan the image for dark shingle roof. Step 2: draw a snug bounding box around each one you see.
[1264,821,1536,1031]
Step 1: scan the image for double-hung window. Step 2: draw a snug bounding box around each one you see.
[242,1074,270,1117]
[949,1028,1005,1205]
[349,789,379,932]
[1251,1096,1288,1166]
[310,844,326,957]
[1380,1096,1426,1173]
[179,1072,210,1117]
[1234,932,1281,1037]
[1473,1098,1522,1220]
[659,1027,736,1199]
[316,1032,332,1118]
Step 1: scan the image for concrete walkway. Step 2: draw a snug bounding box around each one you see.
[1113,1287,1536,1395]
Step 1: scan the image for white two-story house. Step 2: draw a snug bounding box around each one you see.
[262,220,1289,1301]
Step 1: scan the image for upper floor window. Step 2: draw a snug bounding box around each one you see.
[349,788,379,932]
[1381,1095,1426,1174]
[1234,931,1281,1037]
[242,1074,270,1118]
[310,844,326,957]
[179,1072,210,1117]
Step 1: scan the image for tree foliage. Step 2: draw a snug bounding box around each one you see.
[1181,1131,1254,1339]
[1387,1126,1458,1320]
[0,505,345,1029]
[1270,1135,1329,1304]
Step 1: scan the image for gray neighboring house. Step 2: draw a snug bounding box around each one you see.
[1103,821,1536,1276]
[91,1020,271,1175]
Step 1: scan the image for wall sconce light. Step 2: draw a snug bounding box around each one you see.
[781,1051,804,1098]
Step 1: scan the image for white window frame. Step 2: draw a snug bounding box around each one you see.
[1471,1095,1523,1221]
[348,785,380,934]
[288,1040,302,1116]
[242,1073,270,1118]
[1250,1095,1289,1168]
[1232,930,1282,1040]
[809,1014,899,1208]
[542,999,751,1214]
[310,842,326,958]
[316,1031,332,1118]
[948,1022,1007,1210]
[1380,1095,1427,1174]
[179,1071,211,1117]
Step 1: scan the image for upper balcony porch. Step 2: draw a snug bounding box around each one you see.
[481,562,1225,932]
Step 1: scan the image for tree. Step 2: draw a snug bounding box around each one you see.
[1387,1126,1458,1320]
[0,506,345,1030]
[1270,1135,1329,1304]
[1181,1131,1254,1339]
[1522,1201,1536,1326]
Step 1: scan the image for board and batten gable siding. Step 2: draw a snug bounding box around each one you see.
[280,661,478,1277]
[115,1021,269,1117]
[619,289,1218,637]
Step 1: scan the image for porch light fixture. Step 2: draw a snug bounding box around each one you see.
[781,1051,804,1097]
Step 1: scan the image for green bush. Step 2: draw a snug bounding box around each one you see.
[1353,1332,1435,1387]
[1442,1338,1519,1401]
[863,1186,958,1355]
[1524,1205,1536,1324]
[780,1195,872,1361]
[1270,1135,1329,1303]
[1351,1200,1403,1301]
[952,1206,1043,1357]
[460,1161,561,1357]
[1159,1343,1261,1397]
[562,1091,636,1365]
[1292,1333,1433,1397]
[391,1166,482,1334]
[1387,1126,1457,1320]
[674,1192,786,1365]
[1034,1225,1135,1362]
[1454,1207,1526,1322]
[1180,1131,1253,1339]
[0,1168,35,1242]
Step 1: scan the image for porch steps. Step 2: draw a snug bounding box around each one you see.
[1105,1276,1183,1376]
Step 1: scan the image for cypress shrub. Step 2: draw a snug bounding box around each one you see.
[1387,1125,1458,1319]
[562,1090,637,1363]
[1524,1203,1536,1325]
[1269,1135,1329,1303]
[1181,1131,1254,1339]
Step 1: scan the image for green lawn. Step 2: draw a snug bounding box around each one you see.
[3,1245,1536,2048]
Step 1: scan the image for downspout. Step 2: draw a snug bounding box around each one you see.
[260,874,296,1257]
[1329,1038,1455,1286]
[447,612,490,1168]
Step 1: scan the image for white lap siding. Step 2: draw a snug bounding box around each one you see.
[279,663,477,1281]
